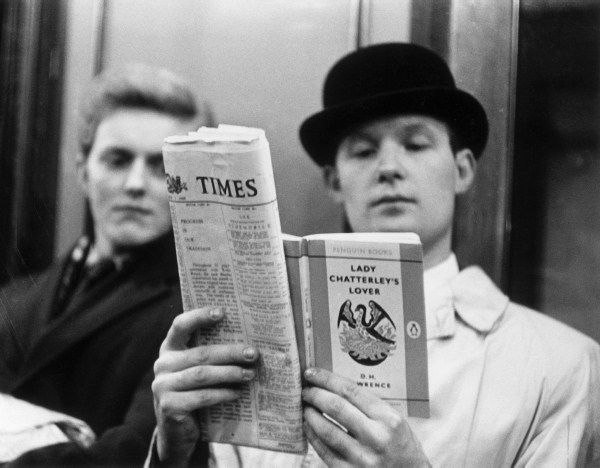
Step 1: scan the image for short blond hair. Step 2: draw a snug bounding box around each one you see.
[77,63,213,157]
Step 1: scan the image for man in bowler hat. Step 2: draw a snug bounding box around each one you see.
[150,44,600,466]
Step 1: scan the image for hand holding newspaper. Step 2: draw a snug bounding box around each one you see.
[163,125,305,453]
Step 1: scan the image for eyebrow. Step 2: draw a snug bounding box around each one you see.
[99,146,134,158]
[348,122,442,142]
[400,123,438,139]
[344,132,377,144]
[99,148,165,162]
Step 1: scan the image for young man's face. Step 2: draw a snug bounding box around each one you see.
[325,114,475,266]
[78,108,193,257]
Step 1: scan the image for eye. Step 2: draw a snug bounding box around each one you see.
[348,142,377,159]
[102,150,131,169]
[147,156,166,176]
[404,136,432,152]
[405,142,428,152]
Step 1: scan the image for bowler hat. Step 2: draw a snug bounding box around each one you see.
[299,43,488,166]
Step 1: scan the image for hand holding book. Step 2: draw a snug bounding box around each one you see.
[302,367,430,467]
[151,307,428,466]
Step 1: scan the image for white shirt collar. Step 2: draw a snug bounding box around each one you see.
[423,254,459,339]
[424,254,460,298]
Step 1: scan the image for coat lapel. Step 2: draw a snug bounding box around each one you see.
[2,261,67,357]
[12,238,179,391]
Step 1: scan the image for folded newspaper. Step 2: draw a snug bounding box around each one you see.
[162,125,428,454]
[0,393,95,462]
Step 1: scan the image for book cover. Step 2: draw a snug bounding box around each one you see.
[284,233,429,418]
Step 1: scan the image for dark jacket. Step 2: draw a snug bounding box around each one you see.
[0,234,182,466]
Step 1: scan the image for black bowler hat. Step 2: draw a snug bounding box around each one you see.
[299,43,489,166]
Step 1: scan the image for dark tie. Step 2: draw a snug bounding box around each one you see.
[50,248,117,321]
[80,258,117,291]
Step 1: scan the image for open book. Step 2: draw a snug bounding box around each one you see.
[162,125,428,454]
[284,232,428,420]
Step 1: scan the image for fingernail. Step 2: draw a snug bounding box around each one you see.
[209,308,222,319]
[242,369,255,381]
[304,368,316,379]
[243,347,257,360]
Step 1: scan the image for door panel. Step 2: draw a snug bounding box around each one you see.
[102,0,361,236]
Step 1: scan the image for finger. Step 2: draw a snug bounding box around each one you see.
[304,367,388,421]
[161,307,224,351]
[304,418,346,467]
[304,406,365,467]
[155,344,259,374]
[304,408,348,468]
[154,364,256,392]
[302,385,378,448]
[156,388,241,414]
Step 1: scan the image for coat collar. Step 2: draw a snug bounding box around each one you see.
[451,266,509,334]
[424,255,508,339]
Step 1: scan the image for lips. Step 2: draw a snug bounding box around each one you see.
[370,195,415,208]
[112,205,153,215]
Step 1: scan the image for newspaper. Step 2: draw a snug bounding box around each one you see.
[0,393,96,462]
[162,125,305,454]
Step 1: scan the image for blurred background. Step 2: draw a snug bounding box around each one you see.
[1,0,599,342]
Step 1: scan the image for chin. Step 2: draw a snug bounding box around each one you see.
[109,228,165,249]
[348,211,419,234]
[369,219,419,234]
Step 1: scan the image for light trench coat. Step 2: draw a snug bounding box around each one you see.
[148,255,600,467]
[411,256,600,467]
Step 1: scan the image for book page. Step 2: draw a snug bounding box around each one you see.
[162,126,304,453]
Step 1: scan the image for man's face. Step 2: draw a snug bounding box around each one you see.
[78,108,193,256]
[325,115,475,261]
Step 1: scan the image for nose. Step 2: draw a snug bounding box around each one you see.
[124,157,147,196]
[377,139,405,183]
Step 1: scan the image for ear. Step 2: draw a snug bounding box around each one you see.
[322,165,344,204]
[75,152,90,195]
[454,148,477,195]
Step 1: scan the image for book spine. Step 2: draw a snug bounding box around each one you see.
[283,238,307,372]
[283,238,314,372]
[298,239,315,369]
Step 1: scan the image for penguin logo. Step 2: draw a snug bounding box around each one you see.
[406,321,421,339]
[337,299,397,366]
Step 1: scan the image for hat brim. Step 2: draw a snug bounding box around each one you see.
[299,87,488,166]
